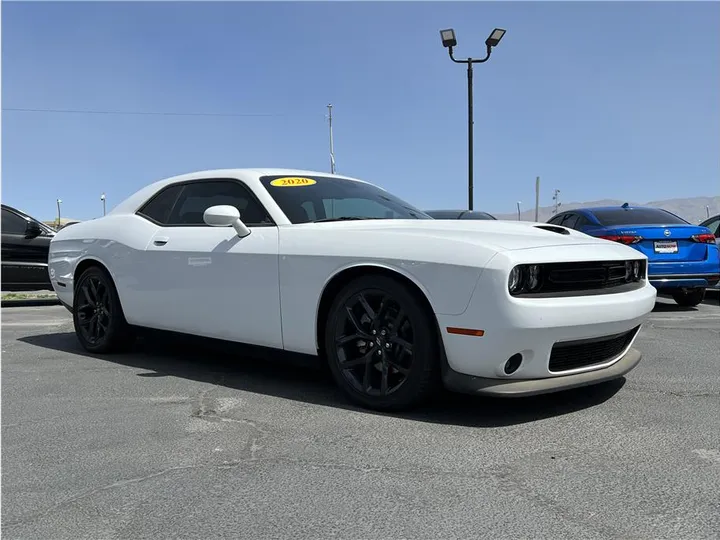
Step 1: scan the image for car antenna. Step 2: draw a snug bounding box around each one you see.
[621,202,629,209]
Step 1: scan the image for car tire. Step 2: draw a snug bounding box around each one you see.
[671,288,706,307]
[324,274,440,411]
[73,265,134,353]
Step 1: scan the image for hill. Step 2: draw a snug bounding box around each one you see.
[492,196,720,224]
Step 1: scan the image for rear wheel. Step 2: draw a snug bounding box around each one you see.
[73,266,134,353]
[324,275,439,411]
[671,288,705,307]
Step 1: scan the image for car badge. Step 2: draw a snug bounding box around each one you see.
[664,229,671,237]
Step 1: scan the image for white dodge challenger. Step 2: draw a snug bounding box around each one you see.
[48,168,657,411]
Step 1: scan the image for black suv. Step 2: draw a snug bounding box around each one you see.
[1,203,55,291]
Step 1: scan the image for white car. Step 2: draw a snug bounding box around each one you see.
[48,168,657,411]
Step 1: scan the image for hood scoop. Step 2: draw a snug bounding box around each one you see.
[534,224,570,235]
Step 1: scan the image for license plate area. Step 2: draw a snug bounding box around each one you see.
[654,240,678,253]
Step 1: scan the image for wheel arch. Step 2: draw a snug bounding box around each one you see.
[314,263,445,356]
[73,257,121,303]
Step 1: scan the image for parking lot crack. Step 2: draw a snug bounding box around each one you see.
[190,388,270,460]
[2,465,201,529]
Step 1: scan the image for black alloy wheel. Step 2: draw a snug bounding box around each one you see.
[73,266,133,353]
[325,275,439,411]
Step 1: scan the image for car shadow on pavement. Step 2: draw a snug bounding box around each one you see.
[20,330,626,429]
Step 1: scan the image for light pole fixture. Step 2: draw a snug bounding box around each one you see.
[101,193,106,216]
[56,198,62,229]
[440,26,506,211]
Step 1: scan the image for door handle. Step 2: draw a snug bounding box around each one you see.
[153,237,169,246]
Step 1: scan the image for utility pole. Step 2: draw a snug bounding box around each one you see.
[327,104,336,174]
[56,198,62,230]
[552,189,561,215]
[534,176,540,222]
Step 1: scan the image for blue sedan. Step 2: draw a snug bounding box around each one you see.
[547,205,720,306]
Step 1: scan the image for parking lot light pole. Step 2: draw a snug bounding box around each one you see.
[101,193,106,216]
[440,27,506,211]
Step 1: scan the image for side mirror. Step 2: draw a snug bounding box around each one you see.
[25,221,43,238]
[203,205,251,238]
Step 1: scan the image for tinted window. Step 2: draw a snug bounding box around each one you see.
[575,214,591,228]
[591,208,688,226]
[425,210,462,219]
[460,211,496,220]
[260,175,431,224]
[138,185,183,224]
[547,213,565,225]
[168,180,272,226]
[2,209,28,234]
[561,214,580,228]
[702,217,719,237]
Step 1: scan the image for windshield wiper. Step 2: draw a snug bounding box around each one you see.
[312,216,384,223]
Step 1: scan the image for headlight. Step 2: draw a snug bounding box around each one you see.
[527,264,541,290]
[625,261,633,281]
[508,266,523,293]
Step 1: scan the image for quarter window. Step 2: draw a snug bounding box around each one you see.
[561,213,580,229]
[137,185,183,224]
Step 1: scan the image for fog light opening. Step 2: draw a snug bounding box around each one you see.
[504,353,523,375]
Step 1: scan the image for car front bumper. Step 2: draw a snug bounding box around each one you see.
[443,347,642,397]
[435,244,657,395]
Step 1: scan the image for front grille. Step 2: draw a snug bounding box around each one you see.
[548,326,640,373]
[531,260,645,296]
[545,261,635,290]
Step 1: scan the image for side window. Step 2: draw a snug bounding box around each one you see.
[2,209,28,234]
[168,180,272,227]
[137,185,184,225]
[575,214,591,229]
[704,218,720,237]
[562,213,580,229]
[548,213,565,225]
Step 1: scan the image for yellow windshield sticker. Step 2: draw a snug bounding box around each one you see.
[270,177,317,187]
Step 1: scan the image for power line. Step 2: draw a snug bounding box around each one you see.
[2,107,296,118]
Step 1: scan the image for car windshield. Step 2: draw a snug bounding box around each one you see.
[591,208,688,226]
[260,175,432,224]
[425,210,461,219]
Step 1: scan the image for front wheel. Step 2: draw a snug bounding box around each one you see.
[324,275,440,411]
[73,266,134,353]
[671,288,706,307]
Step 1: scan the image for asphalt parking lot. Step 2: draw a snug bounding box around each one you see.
[2,293,719,540]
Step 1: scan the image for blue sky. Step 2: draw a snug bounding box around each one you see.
[2,1,719,221]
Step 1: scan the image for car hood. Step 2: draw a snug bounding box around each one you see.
[299,219,619,252]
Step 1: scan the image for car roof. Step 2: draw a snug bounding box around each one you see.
[111,168,370,214]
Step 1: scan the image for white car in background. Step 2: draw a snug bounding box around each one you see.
[48,168,657,411]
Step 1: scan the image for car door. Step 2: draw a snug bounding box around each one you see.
[1,207,54,291]
[130,178,282,348]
